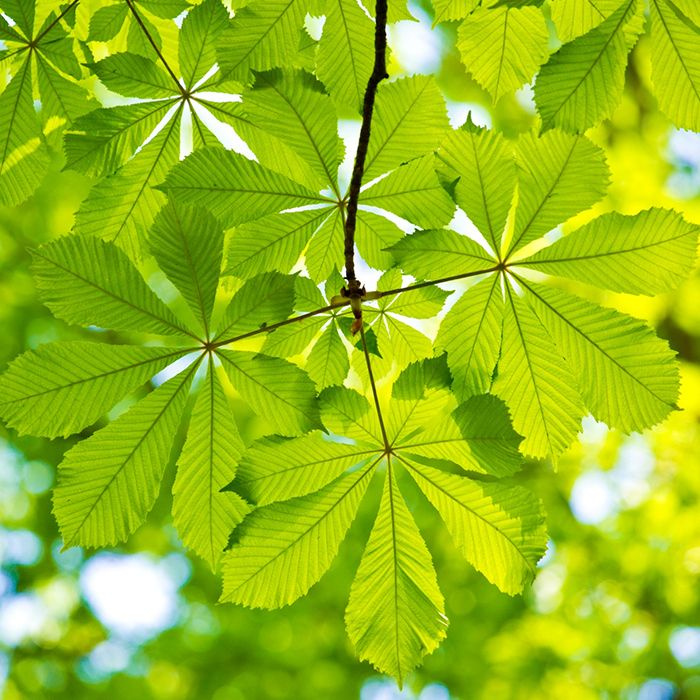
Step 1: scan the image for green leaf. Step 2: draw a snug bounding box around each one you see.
[519,279,680,432]
[549,0,623,42]
[34,54,94,126]
[3,0,35,37]
[435,275,504,401]
[235,432,380,505]
[172,365,250,569]
[150,201,223,336]
[316,0,374,111]
[432,0,479,24]
[243,69,343,193]
[0,342,187,439]
[88,3,128,41]
[306,320,349,389]
[32,235,194,338]
[217,0,306,80]
[372,311,434,368]
[219,350,319,435]
[493,284,584,458]
[345,466,447,684]
[263,316,326,358]
[0,59,50,206]
[220,463,375,608]
[355,211,405,270]
[451,394,523,476]
[457,4,549,101]
[534,0,639,132]
[54,363,196,548]
[179,0,229,88]
[506,131,610,257]
[364,76,450,182]
[198,99,332,192]
[74,109,183,259]
[64,101,175,177]
[159,147,328,228]
[389,229,495,279]
[139,0,192,19]
[306,207,345,282]
[381,285,451,320]
[320,386,382,447]
[404,459,546,594]
[437,120,516,256]
[215,271,296,341]
[361,156,456,229]
[227,209,332,279]
[518,208,700,295]
[89,53,179,99]
[649,0,700,131]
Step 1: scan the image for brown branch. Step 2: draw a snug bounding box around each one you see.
[125,0,185,95]
[343,0,389,289]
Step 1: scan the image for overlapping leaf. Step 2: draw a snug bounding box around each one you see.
[0,0,94,205]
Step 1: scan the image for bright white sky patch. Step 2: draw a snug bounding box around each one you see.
[669,626,700,668]
[80,553,187,641]
[569,470,619,525]
[389,19,443,75]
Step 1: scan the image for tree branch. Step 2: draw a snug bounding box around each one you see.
[343,0,389,290]
[125,0,185,95]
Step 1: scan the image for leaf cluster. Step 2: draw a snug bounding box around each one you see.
[0,0,699,683]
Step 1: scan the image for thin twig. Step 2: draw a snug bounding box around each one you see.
[211,300,350,348]
[375,265,502,299]
[211,265,501,348]
[343,0,389,285]
[360,323,391,453]
[125,0,185,95]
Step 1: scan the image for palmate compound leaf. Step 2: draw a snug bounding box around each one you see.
[387,123,693,460]
[216,347,542,678]
[6,210,325,555]
[216,71,455,283]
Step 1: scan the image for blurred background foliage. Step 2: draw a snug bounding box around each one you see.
[2,1,700,698]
